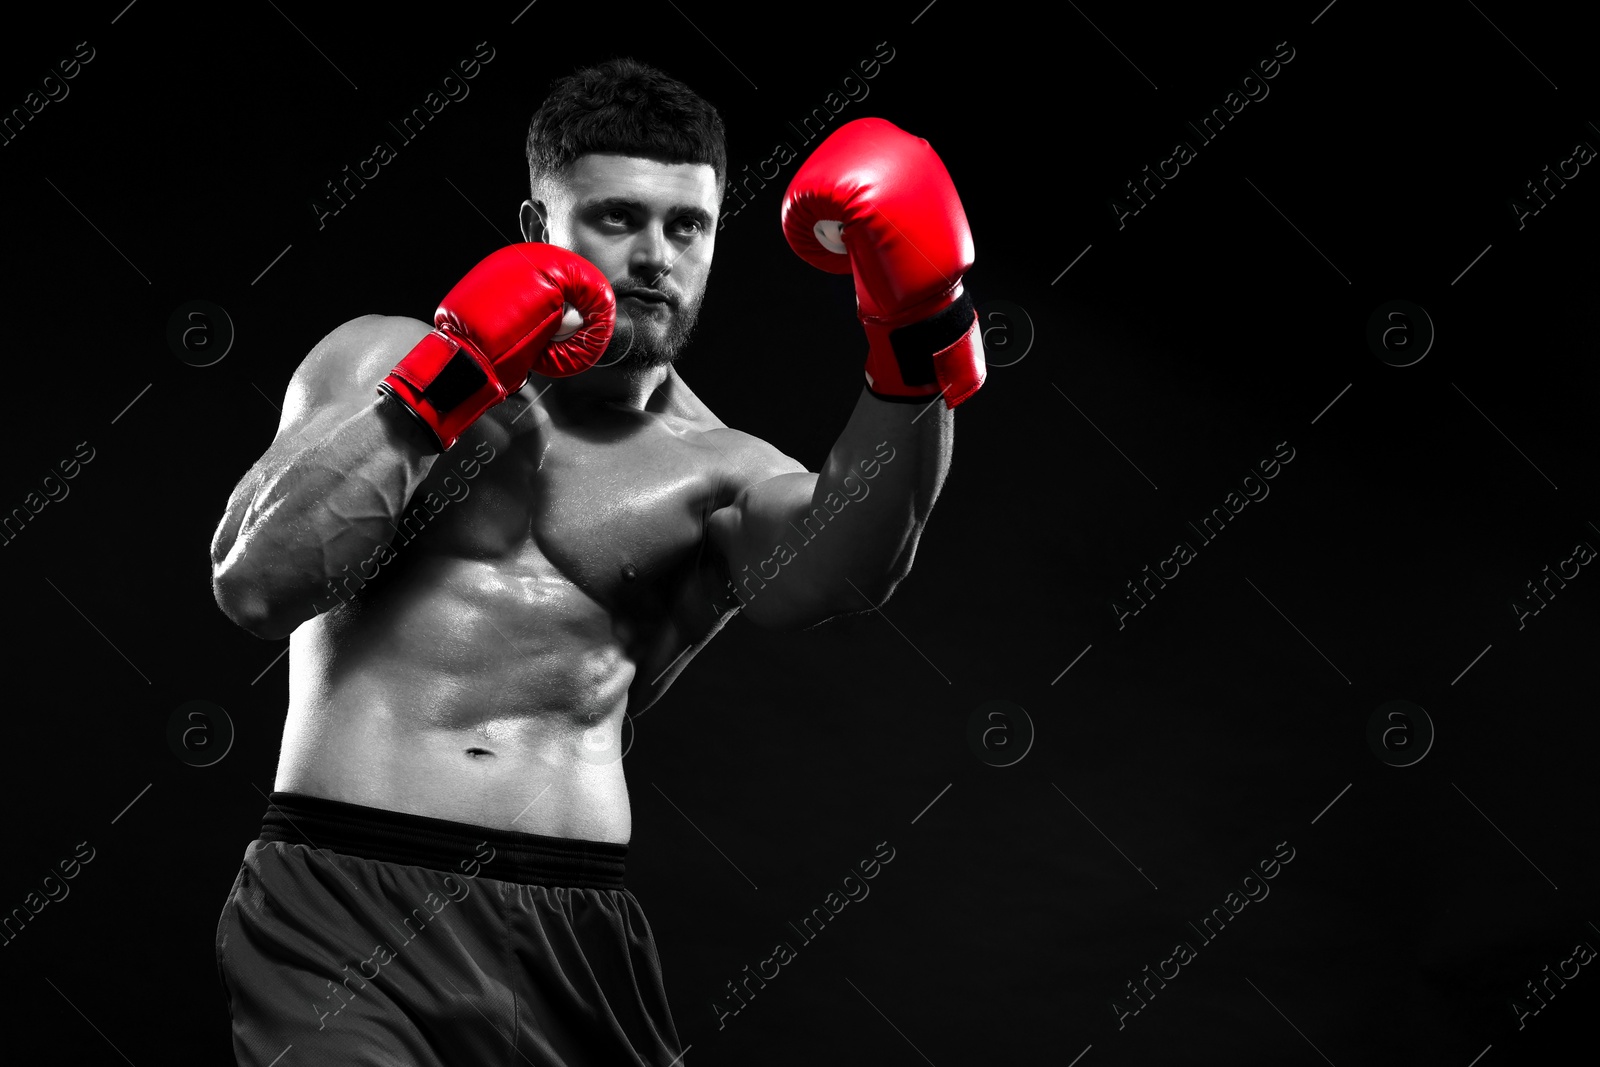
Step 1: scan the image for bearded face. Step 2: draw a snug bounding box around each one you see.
[527,153,718,371]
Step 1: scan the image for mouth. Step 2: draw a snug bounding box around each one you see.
[618,289,672,307]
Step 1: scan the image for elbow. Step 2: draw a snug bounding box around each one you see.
[788,570,902,629]
[844,558,911,612]
[844,526,922,612]
[846,574,901,614]
[739,556,912,631]
[211,567,297,641]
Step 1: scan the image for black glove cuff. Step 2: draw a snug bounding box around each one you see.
[887,290,976,387]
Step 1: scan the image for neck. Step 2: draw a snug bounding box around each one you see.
[534,362,673,413]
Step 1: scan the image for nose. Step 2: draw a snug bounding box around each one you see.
[628,225,673,287]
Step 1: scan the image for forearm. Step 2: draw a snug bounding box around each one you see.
[212,395,440,637]
[788,388,954,615]
[761,116,980,621]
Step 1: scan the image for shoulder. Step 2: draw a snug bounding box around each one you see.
[701,425,809,488]
[297,314,431,388]
[282,314,431,426]
[657,368,809,484]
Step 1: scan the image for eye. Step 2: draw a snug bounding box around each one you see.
[674,216,705,236]
[599,209,630,226]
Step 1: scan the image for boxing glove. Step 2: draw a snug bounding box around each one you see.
[378,243,615,451]
[782,118,985,408]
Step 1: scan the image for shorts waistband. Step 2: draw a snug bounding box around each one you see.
[259,791,627,890]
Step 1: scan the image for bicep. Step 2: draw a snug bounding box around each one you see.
[708,469,826,628]
[211,314,426,561]
[274,314,429,449]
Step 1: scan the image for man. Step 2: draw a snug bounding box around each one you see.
[210,57,984,1065]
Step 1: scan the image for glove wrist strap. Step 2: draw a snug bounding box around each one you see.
[376,328,506,452]
[861,289,985,409]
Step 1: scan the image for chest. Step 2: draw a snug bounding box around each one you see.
[412,403,734,615]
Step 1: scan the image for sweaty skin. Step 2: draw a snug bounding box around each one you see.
[212,154,953,845]
[276,333,772,844]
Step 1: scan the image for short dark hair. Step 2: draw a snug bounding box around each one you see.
[525,57,727,201]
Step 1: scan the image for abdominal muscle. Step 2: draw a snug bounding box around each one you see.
[273,552,639,844]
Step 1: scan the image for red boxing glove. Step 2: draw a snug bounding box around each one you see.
[378,243,615,451]
[782,117,985,408]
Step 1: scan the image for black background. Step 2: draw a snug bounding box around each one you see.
[2,1,1597,1064]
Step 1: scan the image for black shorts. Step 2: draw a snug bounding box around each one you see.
[215,792,686,1066]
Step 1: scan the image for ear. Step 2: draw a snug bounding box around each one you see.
[519,199,549,244]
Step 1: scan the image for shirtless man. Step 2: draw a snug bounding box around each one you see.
[210,58,984,1065]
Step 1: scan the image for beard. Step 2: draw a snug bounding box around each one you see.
[599,282,704,369]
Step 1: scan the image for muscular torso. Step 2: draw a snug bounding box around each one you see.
[275,329,771,843]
